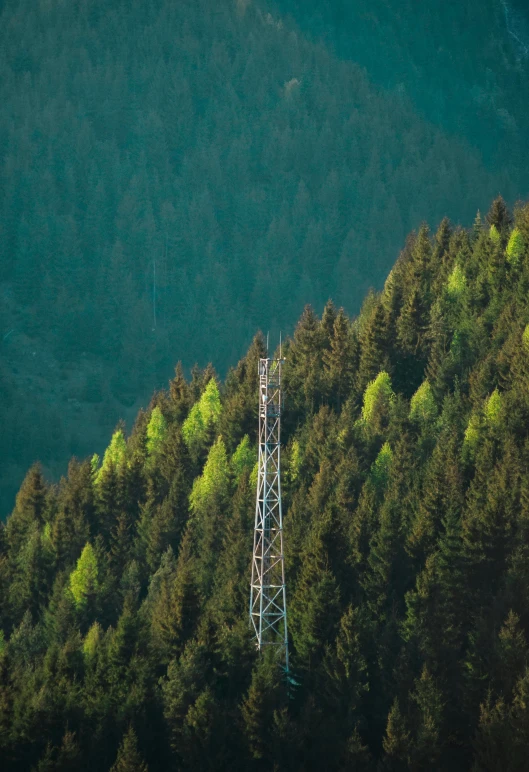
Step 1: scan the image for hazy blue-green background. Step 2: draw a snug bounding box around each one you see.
[1,0,528,515]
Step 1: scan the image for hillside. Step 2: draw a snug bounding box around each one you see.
[0,0,524,517]
[2,197,529,770]
[274,0,529,170]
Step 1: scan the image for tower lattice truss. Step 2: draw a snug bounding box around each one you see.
[250,357,289,670]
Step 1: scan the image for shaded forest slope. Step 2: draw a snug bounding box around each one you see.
[275,0,529,168]
[0,0,522,515]
[3,197,529,770]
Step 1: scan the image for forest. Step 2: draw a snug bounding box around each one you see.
[1,0,528,516]
[275,0,529,165]
[2,196,529,770]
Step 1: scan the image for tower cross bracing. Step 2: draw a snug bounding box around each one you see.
[250,356,289,671]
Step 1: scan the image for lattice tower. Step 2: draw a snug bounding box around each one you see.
[249,356,289,671]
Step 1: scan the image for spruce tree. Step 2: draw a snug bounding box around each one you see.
[6,464,47,557]
[486,196,513,234]
[357,300,391,390]
[169,361,190,422]
[323,308,355,409]
[110,726,148,772]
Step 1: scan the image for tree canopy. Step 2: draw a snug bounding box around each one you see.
[1,198,529,770]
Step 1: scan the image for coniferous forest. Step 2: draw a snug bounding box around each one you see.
[1,0,529,514]
[4,197,529,770]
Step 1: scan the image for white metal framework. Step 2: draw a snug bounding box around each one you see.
[250,357,289,671]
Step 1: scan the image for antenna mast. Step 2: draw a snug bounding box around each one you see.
[250,351,289,671]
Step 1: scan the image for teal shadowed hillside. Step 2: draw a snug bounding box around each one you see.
[0,0,526,516]
[273,0,529,175]
[2,197,529,770]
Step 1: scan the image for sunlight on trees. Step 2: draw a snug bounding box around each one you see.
[182,379,222,452]
[146,406,168,462]
[189,436,229,513]
[69,543,99,608]
[409,380,438,423]
[361,371,395,423]
[231,435,254,482]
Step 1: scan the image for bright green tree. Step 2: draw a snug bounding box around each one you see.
[484,388,503,428]
[189,436,230,515]
[409,380,437,423]
[69,542,99,609]
[182,378,222,453]
[146,406,167,463]
[506,228,525,265]
[489,224,501,245]
[370,442,393,491]
[361,371,395,424]
[96,429,127,483]
[231,435,254,483]
[447,264,467,298]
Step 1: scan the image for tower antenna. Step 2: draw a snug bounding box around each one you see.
[250,347,289,672]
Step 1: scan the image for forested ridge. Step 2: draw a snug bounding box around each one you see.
[274,0,529,166]
[3,196,529,770]
[0,0,525,517]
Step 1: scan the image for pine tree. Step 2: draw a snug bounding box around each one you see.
[240,656,284,763]
[145,406,168,467]
[357,300,391,391]
[323,308,355,409]
[162,639,209,755]
[290,529,341,672]
[382,698,411,771]
[150,528,199,662]
[110,727,148,772]
[432,217,452,277]
[410,666,444,769]
[321,299,337,342]
[321,604,369,737]
[406,430,463,565]
[404,507,468,676]
[109,510,134,578]
[5,464,47,556]
[396,286,427,357]
[50,460,93,569]
[462,439,520,601]
[169,361,190,422]
[69,542,99,610]
[486,196,513,234]
[284,304,327,416]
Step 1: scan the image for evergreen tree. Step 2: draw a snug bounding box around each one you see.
[5,464,47,556]
[169,362,190,422]
[357,300,391,390]
[240,656,285,764]
[323,308,355,409]
[486,196,513,234]
[382,698,411,771]
[69,543,99,610]
[110,726,148,772]
[150,528,199,662]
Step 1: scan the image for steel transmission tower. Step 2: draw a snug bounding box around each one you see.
[250,354,289,671]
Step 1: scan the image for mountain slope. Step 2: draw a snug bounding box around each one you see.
[0,0,521,516]
[1,197,529,770]
[274,0,529,171]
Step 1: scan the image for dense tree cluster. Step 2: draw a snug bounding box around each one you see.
[2,196,529,770]
[0,0,521,516]
[275,0,529,168]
